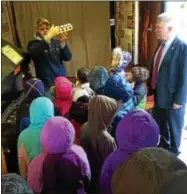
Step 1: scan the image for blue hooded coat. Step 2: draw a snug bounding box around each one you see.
[104,74,134,136]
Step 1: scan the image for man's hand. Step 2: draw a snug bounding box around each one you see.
[173,103,182,109]
[59,32,67,44]
[44,24,62,43]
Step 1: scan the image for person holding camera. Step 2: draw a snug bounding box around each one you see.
[27,17,72,93]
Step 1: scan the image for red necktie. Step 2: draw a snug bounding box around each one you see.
[151,42,165,89]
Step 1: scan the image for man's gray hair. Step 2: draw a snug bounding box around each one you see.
[157,12,176,27]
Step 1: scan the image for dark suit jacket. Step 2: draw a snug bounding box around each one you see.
[148,37,187,108]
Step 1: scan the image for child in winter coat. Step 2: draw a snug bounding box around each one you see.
[69,95,89,145]
[104,74,134,136]
[100,110,160,194]
[87,66,109,95]
[17,97,54,178]
[27,116,91,194]
[126,66,150,110]
[72,68,95,101]
[111,147,187,194]
[16,78,44,132]
[80,95,118,193]
[2,173,33,194]
[110,47,132,77]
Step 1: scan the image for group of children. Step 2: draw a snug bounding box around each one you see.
[2,47,187,194]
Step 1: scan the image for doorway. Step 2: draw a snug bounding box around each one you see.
[166,2,187,43]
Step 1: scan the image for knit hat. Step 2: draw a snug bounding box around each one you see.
[112,147,187,194]
[87,66,109,94]
[23,78,44,101]
[111,47,132,73]
[2,173,33,194]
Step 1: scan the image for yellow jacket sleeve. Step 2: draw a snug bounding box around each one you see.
[18,143,30,178]
[1,148,8,175]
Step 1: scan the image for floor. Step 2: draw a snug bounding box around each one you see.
[178,129,187,164]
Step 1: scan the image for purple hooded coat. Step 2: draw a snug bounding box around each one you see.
[100,110,160,194]
[27,116,91,194]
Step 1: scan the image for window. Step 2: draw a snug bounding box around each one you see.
[166,2,187,43]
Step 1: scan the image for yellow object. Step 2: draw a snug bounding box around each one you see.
[44,23,73,44]
[44,25,62,43]
[59,23,73,34]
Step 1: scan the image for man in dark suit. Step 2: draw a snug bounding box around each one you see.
[148,13,187,155]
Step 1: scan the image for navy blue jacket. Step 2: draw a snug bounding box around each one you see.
[148,37,187,108]
[133,83,146,106]
[27,39,72,88]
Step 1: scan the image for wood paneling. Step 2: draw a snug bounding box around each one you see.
[139,1,161,68]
